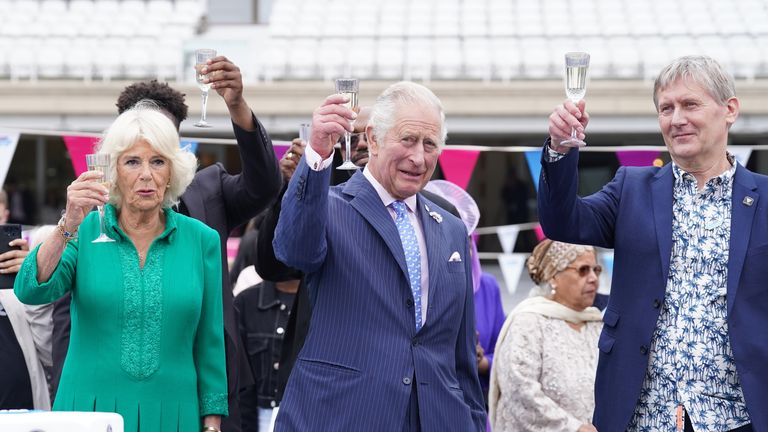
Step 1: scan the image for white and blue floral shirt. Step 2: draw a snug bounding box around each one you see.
[629,159,752,431]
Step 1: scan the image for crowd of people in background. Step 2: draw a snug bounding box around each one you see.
[0,53,765,432]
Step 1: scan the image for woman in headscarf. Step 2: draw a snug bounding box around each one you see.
[489,239,603,432]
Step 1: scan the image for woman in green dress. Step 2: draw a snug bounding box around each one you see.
[14,105,228,432]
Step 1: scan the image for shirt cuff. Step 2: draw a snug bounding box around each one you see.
[305,143,335,171]
[545,143,567,163]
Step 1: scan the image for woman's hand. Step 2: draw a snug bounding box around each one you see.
[63,170,110,231]
[0,238,29,274]
[577,423,598,432]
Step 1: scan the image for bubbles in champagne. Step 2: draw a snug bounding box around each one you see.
[565,65,588,102]
[196,73,211,92]
[340,91,359,112]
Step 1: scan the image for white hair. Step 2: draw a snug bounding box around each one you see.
[368,81,447,146]
[95,106,197,208]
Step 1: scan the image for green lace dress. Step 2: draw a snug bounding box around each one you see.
[15,205,228,432]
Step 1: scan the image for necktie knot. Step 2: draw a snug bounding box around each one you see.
[391,200,408,218]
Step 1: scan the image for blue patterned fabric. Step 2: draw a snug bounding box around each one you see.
[392,200,423,331]
[629,161,751,431]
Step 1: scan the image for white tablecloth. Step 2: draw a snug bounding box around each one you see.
[0,411,123,432]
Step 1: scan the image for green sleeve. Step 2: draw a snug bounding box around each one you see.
[14,241,78,305]
[194,227,229,417]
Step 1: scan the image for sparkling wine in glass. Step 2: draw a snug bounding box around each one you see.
[561,52,590,147]
[194,48,217,128]
[299,123,311,147]
[335,78,359,170]
[85,153,115,243]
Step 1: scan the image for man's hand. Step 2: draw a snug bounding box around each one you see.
[548,99,590,153]
[201,55,254,130]
[0,238,29,274]
[310,94,356,159]
[280,138,306,182]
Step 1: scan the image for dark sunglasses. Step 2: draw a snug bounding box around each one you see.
[564,264,602,277]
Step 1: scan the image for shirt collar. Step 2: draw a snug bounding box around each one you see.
[105,204,178,243]
[672,153,736,190]
[362,167,418,213]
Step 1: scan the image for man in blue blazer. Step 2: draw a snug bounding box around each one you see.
[273,82,485,431]
[539,56,764,431]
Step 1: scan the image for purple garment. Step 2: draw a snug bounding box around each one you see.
[474,272,506,391]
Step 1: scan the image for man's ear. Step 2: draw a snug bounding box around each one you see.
[366,125,378,157]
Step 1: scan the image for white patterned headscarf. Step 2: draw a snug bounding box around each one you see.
[526,239,594,296]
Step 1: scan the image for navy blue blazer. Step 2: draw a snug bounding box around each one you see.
[273,160,486,431]
[538,146,768,431]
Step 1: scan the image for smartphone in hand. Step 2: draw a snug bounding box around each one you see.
[0,223,22,289]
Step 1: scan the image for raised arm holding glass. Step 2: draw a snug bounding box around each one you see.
[15,106,228,432]
[539,55,763,431]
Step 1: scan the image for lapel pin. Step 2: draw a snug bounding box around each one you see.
[743,196,754,206]
[424,204,443,223]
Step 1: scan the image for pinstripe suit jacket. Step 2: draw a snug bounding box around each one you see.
[273,161,486,431]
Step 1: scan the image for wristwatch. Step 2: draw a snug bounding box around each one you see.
[57,214,78,242]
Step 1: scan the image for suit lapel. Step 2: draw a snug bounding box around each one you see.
[651,164,674,283]
[180,183,206,221]
[727,166,758,314]
[344,173,409,279]
[417,194,445,321]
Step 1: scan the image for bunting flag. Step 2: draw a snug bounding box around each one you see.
[616,150,660,167]
[438,149,480,190]
[533,223,546,241]
[0,129,20,187]
[273,143,290,161]
[62,135,100,176]
[728,146,752,166]
[524,151,541,192]
[180,139,198,154]
[497,225,520,254]
[498,253,528,296]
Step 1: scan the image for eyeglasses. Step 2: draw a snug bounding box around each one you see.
[563,264,602,277]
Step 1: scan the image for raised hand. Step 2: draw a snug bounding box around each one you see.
[310,94,357,159]
[63,170,110,232]
[548,99,590,152]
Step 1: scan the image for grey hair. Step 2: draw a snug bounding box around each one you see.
[95,106,197,209]
[653,55,736,109]
[368,81,448,146]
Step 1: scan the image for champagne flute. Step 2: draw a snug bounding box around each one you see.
[85,153,115,243]
[194,48,217,128]
[561,52,590,147]
[299,123,311,148]
[335,78,359,170]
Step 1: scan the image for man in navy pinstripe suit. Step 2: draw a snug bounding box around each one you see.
[273,82,485,431]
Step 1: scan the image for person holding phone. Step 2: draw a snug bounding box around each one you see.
[0,189,52,411]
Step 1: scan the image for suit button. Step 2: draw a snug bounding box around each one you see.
[276,327,285,335]
[280,304,287,311]
[406,299,414,308]
[653,299,661,309]
[402,377,412,385]
[273,362,280,370]
[411,338,418,347]
[640,345,648,355]
[270,400,277,408]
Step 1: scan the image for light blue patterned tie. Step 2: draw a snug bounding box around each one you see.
[391,200,422,331]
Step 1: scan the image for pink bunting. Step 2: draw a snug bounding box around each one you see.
[438,149,480,190]
[616,150,660,167]
[63,135,100,176]
[534,223,546,241]
[273,144,290,161]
